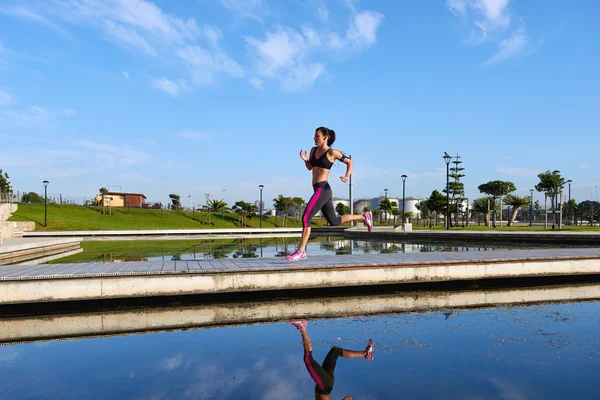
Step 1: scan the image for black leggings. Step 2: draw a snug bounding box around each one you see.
[303,347,343,395]
[303,182,340,228]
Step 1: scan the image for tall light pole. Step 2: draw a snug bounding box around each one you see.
[529,189,534,227]
[567,180,572,202]
[43,180,49,227]
[384,188,388,199]
[401,175,407,229]
[259,185,264,228]
[443,152,452,230]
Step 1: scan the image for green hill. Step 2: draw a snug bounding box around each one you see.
[8,203,326,231]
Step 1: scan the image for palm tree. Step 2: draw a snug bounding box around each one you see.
[207,199,228,212]
[471,197,493,226]
[503,194,531,226]
[99,187,108,215]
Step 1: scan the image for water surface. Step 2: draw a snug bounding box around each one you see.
[1,301,599,399]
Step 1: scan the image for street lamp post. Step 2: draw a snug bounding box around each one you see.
[529,189,534,227]
[401,175,407,229]
[443,152,452,230]
[43,180,49,227]
[567,180,572,202]
[259,185,264,228]
[384,188,388,199]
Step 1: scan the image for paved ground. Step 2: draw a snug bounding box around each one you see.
[2,247,600,282]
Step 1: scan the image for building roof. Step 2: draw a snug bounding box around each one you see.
[103,192,147,199]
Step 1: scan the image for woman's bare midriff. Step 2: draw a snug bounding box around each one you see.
[312,167,331,185]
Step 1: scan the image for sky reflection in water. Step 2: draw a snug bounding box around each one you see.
[1,301,599,399]
[52,237,519,263]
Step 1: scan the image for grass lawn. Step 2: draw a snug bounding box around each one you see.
[8,203,328,231]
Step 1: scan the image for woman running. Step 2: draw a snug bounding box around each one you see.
[289,320,374,400]
[286,127,373,262]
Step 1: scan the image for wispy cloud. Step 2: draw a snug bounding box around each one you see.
[76,140,147,167]
[0,5,72,39]
[161,354,183,371]
[580,163,590,170]
[219,0,267,21]
[245,9,383,91]
[484,30,528,65]
[151,78,187,96]
[447,0,538,65]
[0,90,14,106]
[122,70,130,79]
[0,105,74,127]
[5,0,245,94]
[177,131,210,141]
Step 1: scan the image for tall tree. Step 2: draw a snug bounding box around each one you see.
[378,198,395,223]
[445,154,465,226]
[169,193,181,210]
[535,170,565,229]
[21,192,45,203]
[273,195,294,227]
[478,180,516,227]
[291,197,306,221]
[99,187,108,215]
[471,197,493,226]
[562,199,577,225]
[503,194,531,226]
[426,190,447,225]
[415,200,430,226]
[0,169,11,194]
[232,201,257,227]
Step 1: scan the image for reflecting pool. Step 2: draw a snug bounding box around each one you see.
[50,237,535,263]
[1,301,599,399]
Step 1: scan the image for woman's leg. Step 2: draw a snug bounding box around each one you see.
[290,321,333,393]
[288,186,326,259]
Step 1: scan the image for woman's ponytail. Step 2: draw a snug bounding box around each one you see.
[316,126,336,146]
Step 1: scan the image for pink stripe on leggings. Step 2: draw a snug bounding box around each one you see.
[303,188,322,228]
[304,351,325,390]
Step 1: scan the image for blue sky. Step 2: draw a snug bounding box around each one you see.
[1,0,599,207]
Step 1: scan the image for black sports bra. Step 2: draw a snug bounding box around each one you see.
[309,147,333,170]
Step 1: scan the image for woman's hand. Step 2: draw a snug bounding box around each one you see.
[340,175,349,183]
[300,150,309,162]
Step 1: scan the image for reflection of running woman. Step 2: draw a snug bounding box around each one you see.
[286,127,373,262]
[290,320,374,400]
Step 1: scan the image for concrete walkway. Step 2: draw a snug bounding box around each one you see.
[23,227,307,241]
[2,248,600,305]
[0,237,82,265]
[2,282,599,344]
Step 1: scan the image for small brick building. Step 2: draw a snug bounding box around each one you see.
[95,192,147,208]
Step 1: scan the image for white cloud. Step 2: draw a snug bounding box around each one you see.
[245,9,383,92]
[162,354,183,371]
[317,7,329,22]
[7,0,245,93]
[177,131,209,140]
[249,77,264,89]
[447,0,538,65]
[484,30,528,65]
[580,163,589,170]
[0,90,13,106]
[122,70,130,79]
[151,78,187,96]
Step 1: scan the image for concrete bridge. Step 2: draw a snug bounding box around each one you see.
[2,248,600,306]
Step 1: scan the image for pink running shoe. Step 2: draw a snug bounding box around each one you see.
[363,211,373,232]
[286,249,307,261]
[364,339,374,360]
[289,320,308,330]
